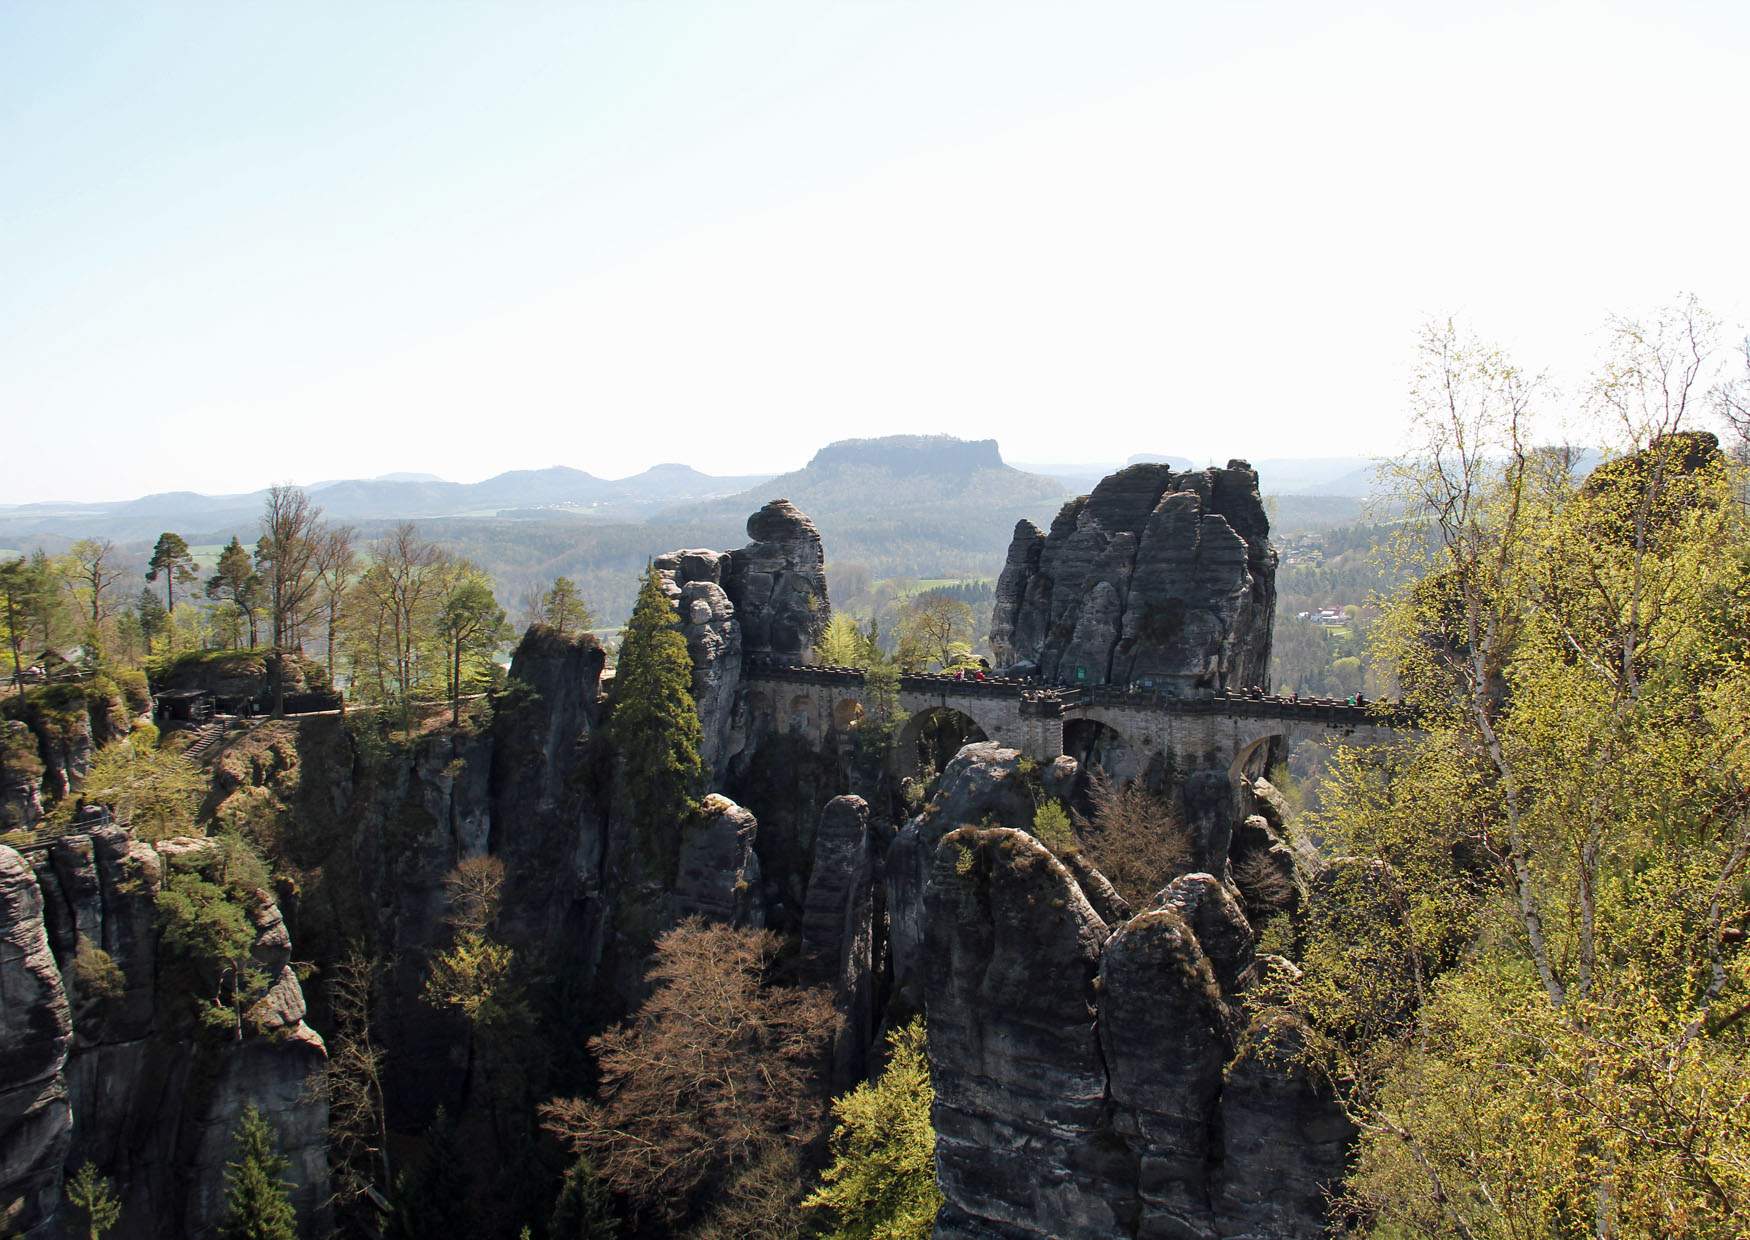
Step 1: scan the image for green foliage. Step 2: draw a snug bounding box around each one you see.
[73,736,204,842]
[437,563,510,722]
[110,666,150,714]
[423,930,528,1031]
[814,612,870,667]
[65,1160,122,1240]
[146,531,199,614]
[387,1107,474,1240]
[1282,312,1750,1237]
[1,554,57,679]
[541,576,593,635]
[217,1105,298,1240]
[206,536,264,647]
[608,567,703,839]
[805,1018,943,1239]
[73,941,127,1007]
[155,838,274,1037]
[550,1156,620,1238]
[1029,801,1076,856]
[894,593,974,672]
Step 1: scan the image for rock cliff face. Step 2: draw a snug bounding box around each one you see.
[922,821,1349,1239]
[654,499,830,782]
[989,461,1276,694]
[1,719,46,830]
[0,828,327,1239]
[725,500,830,663]
[651,549,744,781]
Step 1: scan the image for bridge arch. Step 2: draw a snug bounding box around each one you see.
[1228,733,1281,782]
[893,706,989,780]
[1063,717,1139,783]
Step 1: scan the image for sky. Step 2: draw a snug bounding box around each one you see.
[3,1,1748,503]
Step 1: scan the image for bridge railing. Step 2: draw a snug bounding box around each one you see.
[740,658,1413,727]
[741,658,1035,699]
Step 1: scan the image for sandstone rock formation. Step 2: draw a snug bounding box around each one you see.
[0,827,327,1239]
[884,743,1046,1012]
[652,549,743,780]
[1,719,45,830]
[671,793,765,927]
[725,500,830,663]
[0,843,72,1238]
[989,461,1276,694]
[922,822,1350,1239]
[800,794,885,1084]
[654,499,829,781]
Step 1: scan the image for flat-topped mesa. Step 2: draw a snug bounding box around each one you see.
[990,459,1276,696]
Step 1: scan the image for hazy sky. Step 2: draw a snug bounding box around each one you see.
[4,1,1748,503]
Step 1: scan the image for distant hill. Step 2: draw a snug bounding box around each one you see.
[0,463,775,546]
[674,435,1069,577]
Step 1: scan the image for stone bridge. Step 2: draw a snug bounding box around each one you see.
[741,659,1411,781]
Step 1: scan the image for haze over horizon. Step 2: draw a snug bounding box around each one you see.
[5,1,1748,504]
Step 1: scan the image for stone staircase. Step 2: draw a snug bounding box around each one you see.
[182,720,231,764]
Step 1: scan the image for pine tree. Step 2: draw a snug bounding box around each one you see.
[541,576,593,635]
[65,1160,122,1240]
[136,586,168,653]
[550,1155,620,1238]
[609,567,703,837]
[206,536,264,647]
[146,531,199,614]
[386,1106,473,1240]
[217,1104,298,1240]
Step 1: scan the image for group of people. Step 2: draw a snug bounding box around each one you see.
[1246,685,1368,707]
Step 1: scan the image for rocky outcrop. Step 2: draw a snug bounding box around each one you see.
[926,827,1119,1237]
[671,794,764,927]
[800,795,884,1084]
[725,500,829,663]
[0,844,73,1238]
[989,461,1276,695]
[920,819,1350,1239]
[652,551,743,780]
[1,720,45,830]
[491,625,609,948]
[653,499,829,783]
[885,743,1048,1011]
[0,828,328,1239]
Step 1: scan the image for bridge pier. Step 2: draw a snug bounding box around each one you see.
[1019,695,1066,763]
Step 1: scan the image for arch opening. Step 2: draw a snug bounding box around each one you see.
[1229,734,1281,783]
[893,707,989,782]
[1064,718,1137,783]
[832,698,866,733]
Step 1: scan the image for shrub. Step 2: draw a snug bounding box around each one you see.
[73,942,127,1007]
[74,738,204,842]
[1030,801,1076,856]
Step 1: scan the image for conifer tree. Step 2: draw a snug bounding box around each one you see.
[217,1104,298,1240]
[147,532,199,615]
[609,567,702,836]
[65,1160,122,1240]
[805,1019,942,1239]
[541,576,593,635]
[386,1106,473,1240]
[206,536,264,647]
[550,1155,620,1238]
